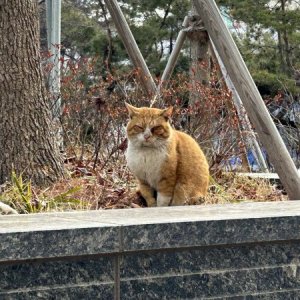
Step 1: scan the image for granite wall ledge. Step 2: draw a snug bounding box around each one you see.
[1,201,300,299]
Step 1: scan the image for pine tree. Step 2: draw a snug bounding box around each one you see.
[217,0,300,94]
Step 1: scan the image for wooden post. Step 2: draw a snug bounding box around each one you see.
[193,0,300,199]
[158,16,189,92]
[104,0,157,96]
[187,6,211,105]
[210,41,269,172]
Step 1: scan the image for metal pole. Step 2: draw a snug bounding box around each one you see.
[46,0,61,119]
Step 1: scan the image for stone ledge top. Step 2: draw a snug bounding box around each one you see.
[1,201,300,261]
[1,200,300,233]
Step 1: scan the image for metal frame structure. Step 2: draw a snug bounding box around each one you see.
[46,0,61,119]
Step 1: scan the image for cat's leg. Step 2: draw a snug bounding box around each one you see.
[156,193,172,206]
[138,180,156,207]
[156,180,174,207]
[170,184,190,206]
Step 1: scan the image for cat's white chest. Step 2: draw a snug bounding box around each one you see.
[126,144,167,189]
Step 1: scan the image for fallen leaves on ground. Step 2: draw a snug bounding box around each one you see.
[0,155,287,214]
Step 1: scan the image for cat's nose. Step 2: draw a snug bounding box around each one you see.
[144,133,151,140]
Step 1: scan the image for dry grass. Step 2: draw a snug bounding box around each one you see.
[0,157,287,214]
[41,162,287,211]
[205,173,287,204]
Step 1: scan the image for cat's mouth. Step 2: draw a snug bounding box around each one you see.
[141,140,156,148]
[141,142,154,147]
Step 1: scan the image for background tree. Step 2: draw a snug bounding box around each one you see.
[58,0,300,95]
[61,0,190,77]
[217,0,300,95]
[61,2,108,58]
[0,0,64,185]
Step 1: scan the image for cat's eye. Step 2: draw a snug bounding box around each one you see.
[151,126,164,133]
[133,125,144,131]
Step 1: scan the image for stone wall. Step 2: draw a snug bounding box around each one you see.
[1,201,300,299]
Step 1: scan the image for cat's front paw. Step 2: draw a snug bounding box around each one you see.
[136,188,156,207]
[145,197,156,207]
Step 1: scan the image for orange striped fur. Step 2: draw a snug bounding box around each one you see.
[125,103,209,207]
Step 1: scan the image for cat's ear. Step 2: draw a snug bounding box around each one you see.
[125,102,139,118]
[161,106,173,121]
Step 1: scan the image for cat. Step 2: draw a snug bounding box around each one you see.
[125,103,209,207]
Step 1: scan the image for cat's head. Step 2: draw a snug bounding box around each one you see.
[125,103,173,148]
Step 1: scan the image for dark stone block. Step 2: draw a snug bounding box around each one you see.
[0,256,114,291]
[122,216,300,251]
[120,266,300,299]
[121,241,300,279]
[2,201,300,298]
[209,289,300,299]
[244,290,300,299]
[0,284,114,300]
[0,227,119,261]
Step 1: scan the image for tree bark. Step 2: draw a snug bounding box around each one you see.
[0,0,64,186]
[187,12,210,105]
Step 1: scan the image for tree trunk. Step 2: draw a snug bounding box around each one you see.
[187,12,210,105]
[277,30,286,74]
[0,0,64,186]
[186,4,211,156]
[98,0,113,73]
[282,29,292,75]
[280,0,293,75]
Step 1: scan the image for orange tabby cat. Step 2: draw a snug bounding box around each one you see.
[125,103,209,207]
